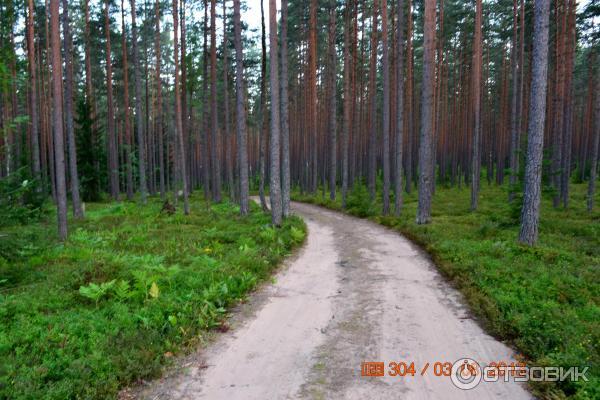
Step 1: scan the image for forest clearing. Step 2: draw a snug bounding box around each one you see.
[0,0,599,399]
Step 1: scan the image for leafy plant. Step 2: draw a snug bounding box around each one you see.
[0,167,46,227]
[113,280,133,301]
[346,182,377,217]
[148,282,160,299]
[259,226,277,243]
[79,280,116,307]
[290,226,306,243]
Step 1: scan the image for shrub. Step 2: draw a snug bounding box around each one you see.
[346,182,377,217]
[0,167,46,227]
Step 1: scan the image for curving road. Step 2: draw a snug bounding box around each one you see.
[133,201,532,400]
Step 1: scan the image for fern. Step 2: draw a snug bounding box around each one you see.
[113,280,132,301]
[79,280,116,307]
[259,226,277,243]
[290,226,306,243]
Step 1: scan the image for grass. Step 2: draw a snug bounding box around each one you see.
[0,195,306,399]
[292,181,599,400]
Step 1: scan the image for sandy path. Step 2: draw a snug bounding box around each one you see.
[133,202,532,400]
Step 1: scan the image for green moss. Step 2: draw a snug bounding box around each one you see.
[0,195,306,399]
[293,183,599,400]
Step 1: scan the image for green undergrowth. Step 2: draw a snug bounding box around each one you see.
[293,182,599,400]
[0,196,306,399]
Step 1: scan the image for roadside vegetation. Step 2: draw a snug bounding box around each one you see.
[0,195,306,399]
[293,182,599,400]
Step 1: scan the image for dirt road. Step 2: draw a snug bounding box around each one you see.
[134,201,532,399]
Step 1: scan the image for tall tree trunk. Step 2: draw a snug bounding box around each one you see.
[233,0,249,215]
[50,0,68,239]
[202,0,211,199]
[517,0,525,161]
[381,0,390,214]
[84,0,95,120]
[470,0,482,211]
[508,0,520,201]
[121,0,134,200]
[405,0,413,194]
[131,0,148,203]
[44,0,53,194]
[367,0,379,200]
[268,0,282,225]
[587,53,600,212]
[105,0,120,199]
[394,0,405,216]
[551,0,566,208]
[258,0,268,210]
[40,24,52,194]
[9,29,19,174]
[432,0,445,194]
[173,0,190,214]
[349,0,359,188]
[328,0,337,201]
[280,0,291,216]
[560,0,576,208]
[223,0,234,201]
[341,0,353,208]
[210,0,221,202]
[180,0,189,190]
[518,0,551,245]
[62,0,83,218]
[84,0,99,181]
[155,0,165,199]
[26,0,41,181]
[144,0,153,195]
[308,0,318,193]
[416,0,435,224]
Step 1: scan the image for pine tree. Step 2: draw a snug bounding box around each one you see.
[26,0,41,181]
[258,0,268,210]
[173,0,189,214]
[416,0,436,224]
[381,0,391,214]
[50,0,68,239]
[328,0,337,201]
[121,0,134,200]
[367,0,379,201]
[508,0,520,202]
[280,0,291,216]
[233,0,249,215]
[470,0,482,211]
[587,53,599,212]
[131,0,148,203]
[62,0,83,218]
[341,0,353,208]
[268,0,282,226]
[223,0,234,201]
[394,0,405,216]
[210,0,221,202]
[105,0,120,199]
[519,0,551,245]
[154,0,165,199]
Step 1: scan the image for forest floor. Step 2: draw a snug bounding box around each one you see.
[0,196,306,399]
[133,199,531,400]
[292,182,599,399]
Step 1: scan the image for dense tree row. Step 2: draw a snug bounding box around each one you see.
[0,0,598,244]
